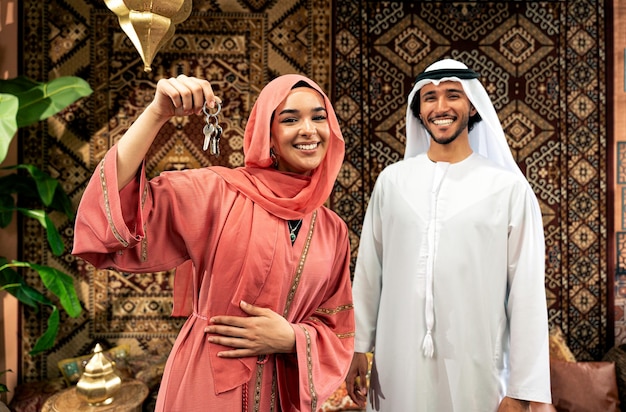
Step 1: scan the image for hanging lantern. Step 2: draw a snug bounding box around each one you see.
[104,0,193,72]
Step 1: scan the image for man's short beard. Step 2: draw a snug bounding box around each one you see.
[430,132,460,145]
[423,114,469,145]
[425,125,464,145]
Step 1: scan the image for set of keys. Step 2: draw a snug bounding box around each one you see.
[202,102,222,156]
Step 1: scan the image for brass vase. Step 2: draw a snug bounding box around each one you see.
[104,0,193,72]
[76,343,122,405]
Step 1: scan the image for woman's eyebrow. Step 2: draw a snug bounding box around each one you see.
[278,106,326,116]
[278,108,299,116]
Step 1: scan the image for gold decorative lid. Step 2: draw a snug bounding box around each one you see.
[83,343,115,376]
[76,343,122,406]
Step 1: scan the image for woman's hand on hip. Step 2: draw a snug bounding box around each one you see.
[204,301,296,358]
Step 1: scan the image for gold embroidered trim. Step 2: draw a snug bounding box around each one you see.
[315,303,354,315]
[283,210,317,318]
[299,324,317,410]
[140,236,148,261]
[250,211,318,411]
[270,368,277,412]
[252,356,279,412]
[140,184,148,261]
[276,211,317,410]
[242,382,249,412]
[307,317,355,339]
[253,361,264,412]
[99,158,128,247]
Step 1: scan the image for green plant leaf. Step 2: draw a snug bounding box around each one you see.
[0,194,15,228]
[11,164,58,206]
[52,185,75,220]
[44,214,65,256]
[0,173,33,196]
[0,76,93,128]
[30,307,60,356]
[0,75,89,355]
[0,369,10,392]
[0,263,48,309]
[29,263,81,318]
[0,257,81,355]
[18,208,45,223]
[0,171,73,219]
[0,76,38,94]
[15,209,64,255]
[0,93,18,164]
[20,164,57,206]
[17,208,47,235]
[20,285,54,308]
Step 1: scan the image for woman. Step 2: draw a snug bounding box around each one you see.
[72,74,355,411]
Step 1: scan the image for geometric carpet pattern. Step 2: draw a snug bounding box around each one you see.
[19,0,608,384]
[19,0,333,382]
[331,0,608,362]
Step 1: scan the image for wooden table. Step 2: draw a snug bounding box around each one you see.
[41,379,149,412]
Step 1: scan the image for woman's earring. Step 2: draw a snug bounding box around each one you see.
[269,148,279,168]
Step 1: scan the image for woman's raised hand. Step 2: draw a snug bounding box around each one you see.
[148,74,221,120]
[116,75,221,189]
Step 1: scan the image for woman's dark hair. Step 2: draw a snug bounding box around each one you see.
[270,80,320,126]
[409,88,482,132]
[292,80,314,90]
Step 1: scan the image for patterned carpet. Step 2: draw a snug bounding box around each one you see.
[330,1,609,362]
[19,0,334,382]
[18,0,608,385]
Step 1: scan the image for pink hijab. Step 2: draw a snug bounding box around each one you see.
[173,74,345,394]
[212,73,345,220]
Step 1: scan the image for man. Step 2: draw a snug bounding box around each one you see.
[346,59,551,411]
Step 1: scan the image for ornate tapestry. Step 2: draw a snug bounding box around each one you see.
[19,0,333,382]
[19,0,608,386]
[331,0,608,361]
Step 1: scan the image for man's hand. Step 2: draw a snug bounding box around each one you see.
[346,352,369,407]
[204,301,295,358]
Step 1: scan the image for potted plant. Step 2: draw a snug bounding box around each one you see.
[0,75,92,356]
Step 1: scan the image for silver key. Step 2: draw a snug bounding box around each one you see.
[203,123,215,151]
[210,125,222,156]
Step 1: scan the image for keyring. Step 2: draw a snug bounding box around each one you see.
[202,101,223,156]
[203,101,221,117]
